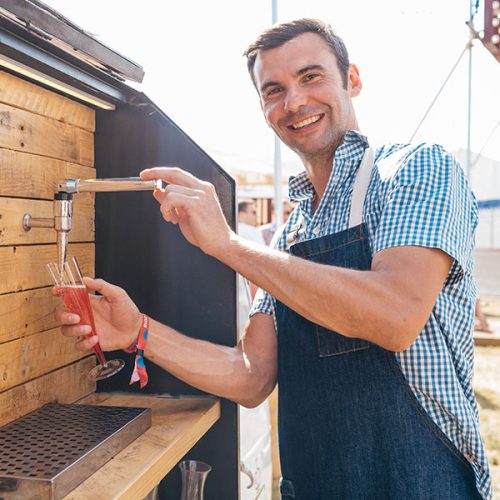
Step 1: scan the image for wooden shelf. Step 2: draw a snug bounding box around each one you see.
[64,393,220,499]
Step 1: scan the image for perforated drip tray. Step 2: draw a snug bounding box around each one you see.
[0,403,151,499]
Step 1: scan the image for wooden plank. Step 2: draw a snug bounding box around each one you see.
[0,148,95,200]
[474,333,500,347]
[66,395,220,500]
[0,196,94,245]
[0,357,95,427]
[268,386,281,480]
[0,243,93,295]
[0,103,94,166]
[0,326,92,392]
[0,286,59,344]
[0,70,95,131]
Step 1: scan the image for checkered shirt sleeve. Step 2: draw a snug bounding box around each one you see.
[371,144,478,278]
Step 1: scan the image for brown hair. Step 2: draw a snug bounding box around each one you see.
[238,199,256,214]
[244,18,350,90]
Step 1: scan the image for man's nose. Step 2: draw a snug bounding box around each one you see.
[283,87,307,114]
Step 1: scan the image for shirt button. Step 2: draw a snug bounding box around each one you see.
[313,226,320,235]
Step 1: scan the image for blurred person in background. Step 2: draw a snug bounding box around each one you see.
[238,199,265,299]
[475,298,493,333]
[238,199,265,246]
[260,200,295,245]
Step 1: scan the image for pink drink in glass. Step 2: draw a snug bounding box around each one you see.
[56,284,107,367]
[48,256,124,381]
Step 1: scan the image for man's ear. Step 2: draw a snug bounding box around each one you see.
[348,64,362,97]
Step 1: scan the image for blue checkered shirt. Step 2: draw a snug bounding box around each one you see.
[250,130,492,499]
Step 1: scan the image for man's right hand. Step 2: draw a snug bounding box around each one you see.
[54,277,143,352]
[140,167,234,258]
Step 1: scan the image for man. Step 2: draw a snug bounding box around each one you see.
[58,19,491,499]
[238,198,265,297]
[238,198,266,245]
[259,200,294,245]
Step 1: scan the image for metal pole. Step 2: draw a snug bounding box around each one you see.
[466,0,474,180]
[272,0,283,228]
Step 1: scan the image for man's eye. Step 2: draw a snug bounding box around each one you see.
[304,73,319,81]
[266,87,282,98]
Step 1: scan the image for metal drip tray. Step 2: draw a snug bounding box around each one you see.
[0,403,151,499]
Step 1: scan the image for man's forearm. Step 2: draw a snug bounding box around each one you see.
[219,237,395,343]
[214,236,450,351]
[144,319,270,406]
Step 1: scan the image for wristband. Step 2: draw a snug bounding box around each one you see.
[129,314,149,389]
[123,314,145,353]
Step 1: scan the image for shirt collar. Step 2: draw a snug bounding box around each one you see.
[288,130,369,202]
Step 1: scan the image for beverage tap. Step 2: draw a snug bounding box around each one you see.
[23,176,161,276]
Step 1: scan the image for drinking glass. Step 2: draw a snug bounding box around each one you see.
[179,460,211,500]
[47,256,125,381]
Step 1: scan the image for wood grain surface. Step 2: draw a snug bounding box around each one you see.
[0,70,95,131]
[65,394,220,500]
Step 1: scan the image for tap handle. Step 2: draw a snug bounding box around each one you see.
[58,177,162,193]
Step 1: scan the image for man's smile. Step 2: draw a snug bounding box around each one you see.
[286,113,325,132]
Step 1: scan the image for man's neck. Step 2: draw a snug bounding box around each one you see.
[302,156,334,211]
[300,134,345,211]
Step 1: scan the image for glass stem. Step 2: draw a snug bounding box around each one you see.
[91,344,108,367]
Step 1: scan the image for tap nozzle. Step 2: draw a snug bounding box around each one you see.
[54,192,73,277]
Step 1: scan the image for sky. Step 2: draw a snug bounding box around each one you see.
[44,0,500,178]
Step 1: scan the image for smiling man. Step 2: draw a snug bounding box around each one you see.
[57,19,491,499]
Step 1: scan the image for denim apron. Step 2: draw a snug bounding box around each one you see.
[276,148,481,499]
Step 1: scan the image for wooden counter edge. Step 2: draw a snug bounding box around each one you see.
[64,393,221,500]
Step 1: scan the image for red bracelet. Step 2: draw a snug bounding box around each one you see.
[128,314,149,389]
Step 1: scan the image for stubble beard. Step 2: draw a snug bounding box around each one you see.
[294,129,345,169]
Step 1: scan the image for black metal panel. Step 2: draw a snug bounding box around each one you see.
[94,94,238,500]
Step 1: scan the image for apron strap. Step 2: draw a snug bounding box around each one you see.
[349,147,375,228]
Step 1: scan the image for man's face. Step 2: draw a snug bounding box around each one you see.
[253,33,361,162]
[239,203,258,226]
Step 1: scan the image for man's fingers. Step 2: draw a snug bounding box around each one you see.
[82,277,125,300]
[61,323,91,338]
[55,305,80,325]
[140,167,202,189]
[153,184,200,204]
[158,192,197,220]
[75,335,98,352]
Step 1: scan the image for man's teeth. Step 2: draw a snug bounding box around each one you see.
[291,115,321,129]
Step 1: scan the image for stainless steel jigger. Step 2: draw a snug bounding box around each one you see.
[23,176,162,277]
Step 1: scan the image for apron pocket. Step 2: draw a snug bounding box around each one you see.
[316,325,370,357]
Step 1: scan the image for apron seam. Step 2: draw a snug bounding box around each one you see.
[292,235,364,258]
[385,351,476,475]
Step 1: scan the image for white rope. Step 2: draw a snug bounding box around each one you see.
[471,120,500,168]
[408,39,473,143]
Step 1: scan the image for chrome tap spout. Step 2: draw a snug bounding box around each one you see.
[24,176,161,276]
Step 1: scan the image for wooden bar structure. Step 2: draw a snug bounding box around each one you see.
[0,2,238,498]
[0,69,97,417]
